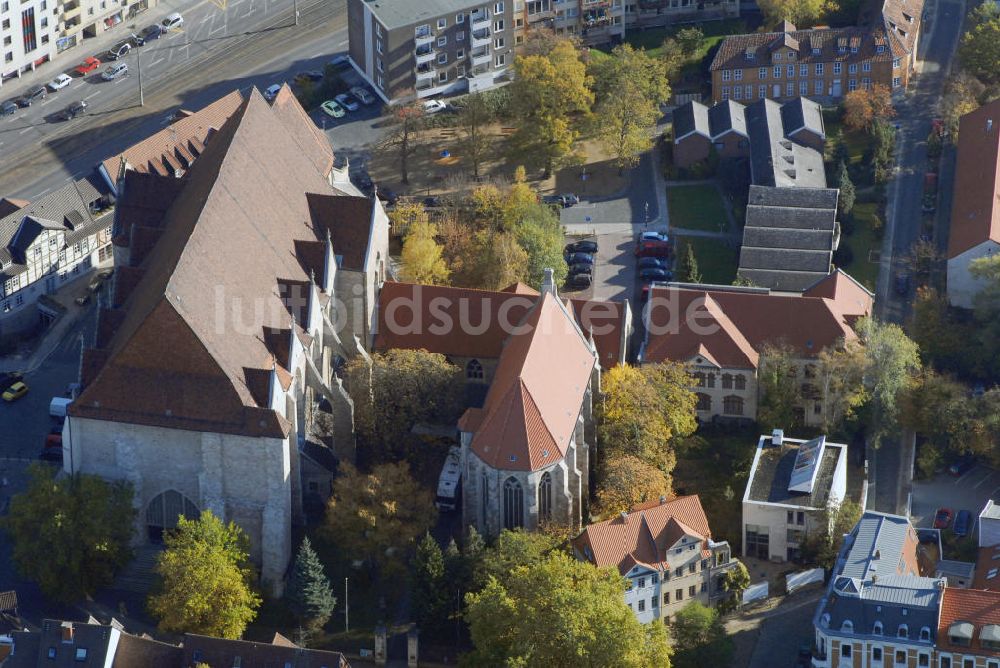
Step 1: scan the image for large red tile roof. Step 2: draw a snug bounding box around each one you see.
[642,282,871,367]
[375,281,629,367]
[575,495,714,575]
[948,99,1000,259]
[937,587,1000,653]
[466,292,596,472]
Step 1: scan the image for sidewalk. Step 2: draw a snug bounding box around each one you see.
[0,0,189,101]
[0,282,95,375]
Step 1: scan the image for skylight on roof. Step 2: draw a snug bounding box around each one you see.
[788,436,827,494]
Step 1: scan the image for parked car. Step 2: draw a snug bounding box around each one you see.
[565,252,594,266]
[101,62,129,80]
[47,73,72,91]
[0,372,23,392]
[949,455,976,477]
[320,99,346,118]
[44,430,62,450]
[568,263,593,276]
[106,41,132,60]
[350,86,375,105]
[334,93,359,112]
[294,70,324,84]
[640,230,669,243]
[160,12,184,31]
[638,257,670,271]
[634,240,672,258]
[1,100,16,116]
[933,507,954,530]
[895,272,911,296]
[640,267,673,282]
[57,100,87,121]
[422,99,448,114]
[954,509,972,537]
[565,240,598,255]
[16,86,47,107]
[263,83,282,101]
[542,193,580,208]
[139,23,163,41]
[2,381,29,402]
[565,273,592,290]
[74,56,101,75]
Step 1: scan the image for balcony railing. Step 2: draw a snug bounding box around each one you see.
[471,48,491,67]
[415,45,436,64]
[415,63,436,79]
[414,27,434,46]
[471,28,491,47]
[470,10,490,24]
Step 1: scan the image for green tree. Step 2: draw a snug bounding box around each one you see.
[671,601,733,668]
[960,2,1000,84]
[856,316,922,438]
[286,537,336,632]
[756,343,802,431]
[799,500,863,569]
[478,529,567,591]
[411,533,449,641]
[400,217,450,285]
[464,553,672,667]
[835,160,855,216]
[509,39,594,176]
[756,0,837,26]
[939,73,985,139]
[344,349,464,455]
[598,363,697,473]
[843,84,896,132]
[592,44,672,172]
[148,511,261,639]
[660,37,687,81]
[1,464,135,603]
[675,27,704,56]
[324,462,436,576]
[871,119,897,184]
[971,254,1000,376]
[720,560,751,613]
[815,339,869,432]
[677,241,701,283]
[458,93,493,179]
[515,201,568,286]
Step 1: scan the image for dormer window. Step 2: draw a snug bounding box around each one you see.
[948,622,973,647]
[812,47,820,55]
[841,620,854,633]
[873,621,883,635]
[898,624,908,639]
[919,626,931,641]
[877,44,885,53]
[774,52,782,61]
[788,51,795,60]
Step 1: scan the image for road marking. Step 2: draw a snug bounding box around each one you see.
[150,57,165,67]
[84,91,101,100]
[956,469,977,485]
[209,23,226,35]
[40,96,56,106]
[974,471,997,489]
[310,51,324,58]
[336,38,347,47]
[17,128,31,135]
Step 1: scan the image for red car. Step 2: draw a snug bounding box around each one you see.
[634,240,672,258]
[933,507,953,530]
[74,56,101,75]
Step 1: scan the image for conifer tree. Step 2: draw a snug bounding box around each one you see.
[411,533,449,639]
[678,241,702,284]
[836,160,855,216]
[287,537,336,632]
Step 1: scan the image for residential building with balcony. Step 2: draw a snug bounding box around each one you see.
[574,494,738,623]
[742,432,851,563]
[709,0,924,105]
[347,0,514,104]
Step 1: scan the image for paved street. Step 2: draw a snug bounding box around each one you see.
[0,0,349,199]
[866,0,966,516]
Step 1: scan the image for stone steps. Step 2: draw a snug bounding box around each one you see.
[113,545,163,594]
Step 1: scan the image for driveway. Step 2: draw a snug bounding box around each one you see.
[912,465,999,529]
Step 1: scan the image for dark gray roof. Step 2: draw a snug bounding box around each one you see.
[745,99,827,188]
[673,101,711,141]
[708,100,748,137]
[739,185,840,291]
[0,178,113,278]
[781,97,826,140]
[7,619,116,667]
[365,0,484,30]
[820,578,942,643]
[747,440,845,508]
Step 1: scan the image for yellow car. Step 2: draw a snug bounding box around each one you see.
[2,381,28,401]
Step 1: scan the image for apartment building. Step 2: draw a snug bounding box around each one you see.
[710,0,924,105]
[0,0,56,85]
[347,0,515,103]
[0,0,155,85]
[742,433,850,563]
[574,495,737,623]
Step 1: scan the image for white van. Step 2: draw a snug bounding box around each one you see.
[49,396,72,419]
[161,12,184,31]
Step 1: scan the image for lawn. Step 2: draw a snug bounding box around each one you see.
[837,202,881,291]
[675,234,739,285]
[666,184,730,233]
[823,110,871,172]
[619,18,749,59]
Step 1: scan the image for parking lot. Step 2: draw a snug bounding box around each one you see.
[911,464,1000,530]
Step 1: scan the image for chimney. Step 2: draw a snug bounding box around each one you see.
[541,267,558,298]
[659,495,667,504]
[61,622,74,643]
[620,511,628,522]
[772,429,784,446]
[989,119,994,133]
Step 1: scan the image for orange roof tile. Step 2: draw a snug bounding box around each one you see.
[575,495,713,575]
[468,292,596,472]
[948,99,1000,259]
[938,587,1000,653]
